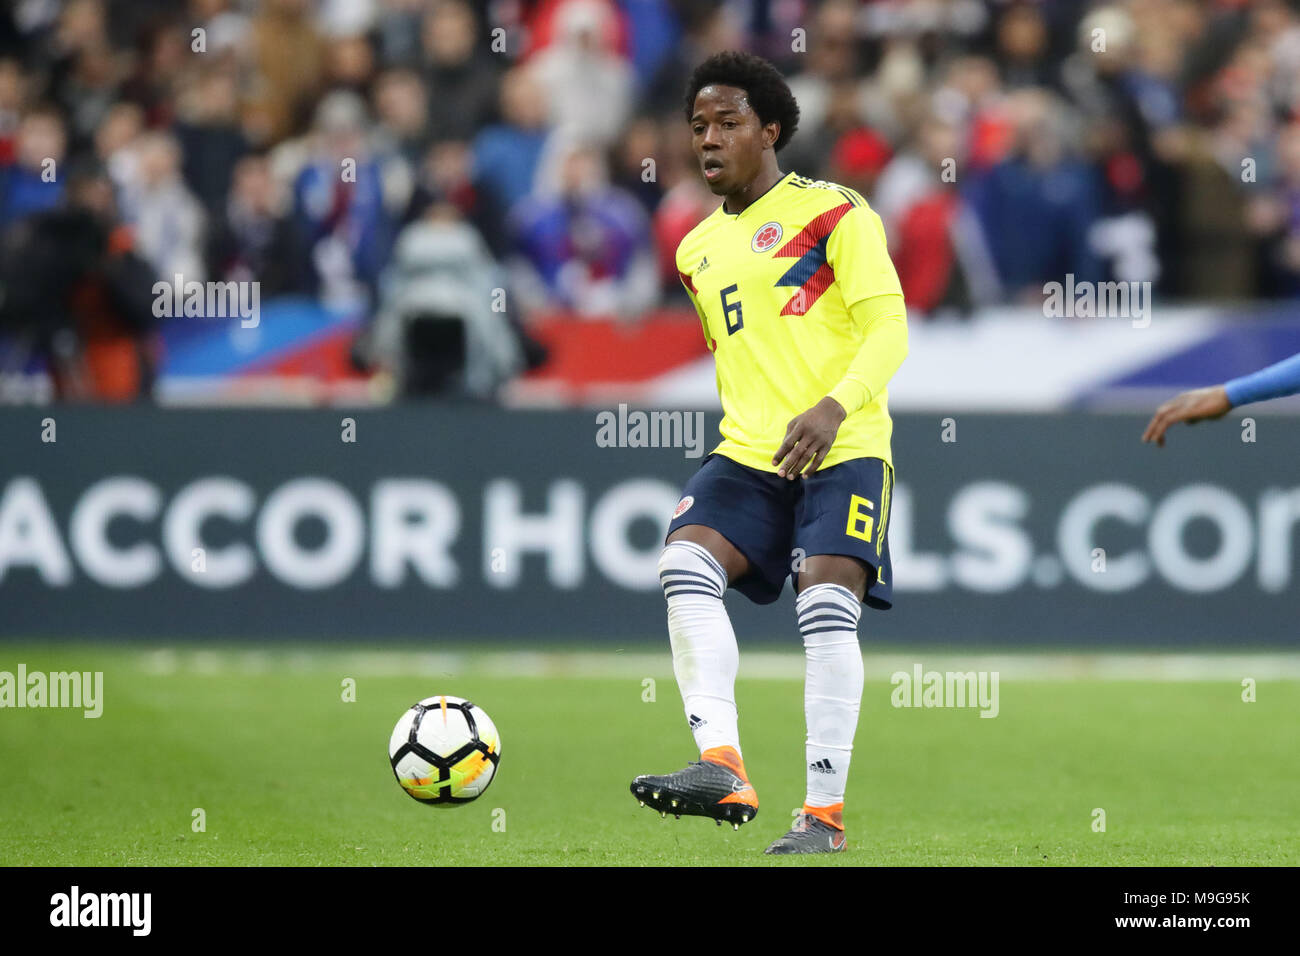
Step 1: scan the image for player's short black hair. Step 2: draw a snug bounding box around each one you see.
[683,51,800,152]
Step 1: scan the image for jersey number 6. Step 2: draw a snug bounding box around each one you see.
[720,284,743,335]
[846,494,875,543]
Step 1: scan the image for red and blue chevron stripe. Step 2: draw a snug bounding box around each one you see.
[772,202,853,316]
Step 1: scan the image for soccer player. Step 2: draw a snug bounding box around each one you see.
[629,52,908,855]
[1142,351,1300,445]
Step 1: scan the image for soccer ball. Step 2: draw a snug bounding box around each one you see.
[388,696,501,806]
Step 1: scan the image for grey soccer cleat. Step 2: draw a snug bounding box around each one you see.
[629,754,759,829]
[764,812,847,854]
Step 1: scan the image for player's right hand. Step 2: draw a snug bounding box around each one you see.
[1141,385,1232,447]
[772,396,846,479]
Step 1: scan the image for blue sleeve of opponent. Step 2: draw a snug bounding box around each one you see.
[1224,351,1300,407]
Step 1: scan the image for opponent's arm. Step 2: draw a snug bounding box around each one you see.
[1142,351,1300,446]
[773,293,908,478]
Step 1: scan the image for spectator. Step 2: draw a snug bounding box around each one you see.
[824,106,893,198]
[46,0,118,142]
[0,107,68,226]
[964,89,1103,300]
[783,0,862,177]
[877,114,998,314]
[288,90,411,310]
[324,32,378,97]
[1250,122,1300,297]
[933,56,1010,175]
[409,138,491,240]
[996,3,1057,91]
[94,100,143,198]
[610,116,666,214]
[207,152,296,294]
[174,67,250,216]
[120,130,207,281]
[356,192,525,398]
[247,0,327,143]
[509,136,658,318]
[190,0,252,59]
[0,162,158,401]
[373,0,426,68]
[524,0,628,63]
[644,3,743,117]
[422,0,501,143]
[529,0,634,145]
[470,64,551,256]
[117,18,186,132]
[373,68,431,167]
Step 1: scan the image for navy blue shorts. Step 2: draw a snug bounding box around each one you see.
[666,453,895,610]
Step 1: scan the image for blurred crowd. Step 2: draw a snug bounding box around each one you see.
[1,0,1300,400]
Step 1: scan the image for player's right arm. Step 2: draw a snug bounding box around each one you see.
[1142,351,1300,446]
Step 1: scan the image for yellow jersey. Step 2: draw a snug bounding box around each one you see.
[675,170,906,471]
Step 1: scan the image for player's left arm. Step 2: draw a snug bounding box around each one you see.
[774,204,908,479]
[1142,350,1300,446]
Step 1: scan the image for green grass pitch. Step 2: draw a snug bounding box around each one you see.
[1,646,1297,866]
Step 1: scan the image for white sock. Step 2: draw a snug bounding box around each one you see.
[796,583,863,807]
[659,540,741,756]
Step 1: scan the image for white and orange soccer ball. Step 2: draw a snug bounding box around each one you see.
[388,695,501,806]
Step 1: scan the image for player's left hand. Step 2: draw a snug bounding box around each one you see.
[1141,385,1232,447]
[773,396,846,479]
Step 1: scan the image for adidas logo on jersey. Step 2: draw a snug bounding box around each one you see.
[809,758,834,774]
[696,256,710,274]
[688,713,707,730]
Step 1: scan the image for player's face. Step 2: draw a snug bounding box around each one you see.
[690,85,775,196]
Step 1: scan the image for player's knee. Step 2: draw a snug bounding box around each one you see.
[658,540,727,603]
[799,555,870,602]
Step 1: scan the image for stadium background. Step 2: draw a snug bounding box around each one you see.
[1,0,1299,648]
